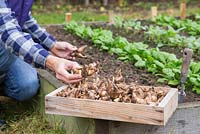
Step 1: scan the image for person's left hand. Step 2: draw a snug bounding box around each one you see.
[50,41,77,60]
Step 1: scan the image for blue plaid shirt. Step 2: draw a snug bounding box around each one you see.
[0,6,56,68]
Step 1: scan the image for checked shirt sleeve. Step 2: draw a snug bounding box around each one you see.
[22,13,56,50]
[0,12,50,68]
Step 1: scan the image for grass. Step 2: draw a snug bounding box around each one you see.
[0,96,65,134]
[32,6,200,25]
[72,12,108,22]
[2,114,65,134]
[33,13,65,24]
[33,11,108,24]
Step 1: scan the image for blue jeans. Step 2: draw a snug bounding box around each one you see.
[3,57,39,101]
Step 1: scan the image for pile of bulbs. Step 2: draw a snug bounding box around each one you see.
[57,67,168,106]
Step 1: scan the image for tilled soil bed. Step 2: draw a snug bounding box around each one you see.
[45,25,200,103]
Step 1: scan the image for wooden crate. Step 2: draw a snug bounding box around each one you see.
[45,86,178,126]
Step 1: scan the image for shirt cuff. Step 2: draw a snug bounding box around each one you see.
[43,35,56,50]
[34,49,50,68]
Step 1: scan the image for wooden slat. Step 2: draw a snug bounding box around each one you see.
[46,85,67,97]
[45,86,178,126]
[163,89,178,125]
[159,88,177,107]
[46,96,164,125]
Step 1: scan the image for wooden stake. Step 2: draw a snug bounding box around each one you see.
[85,0,89,6]
[65,13,72,22]
[118,0,123,7]
[103,0,108,6]
[108,10,114,24]
[168,9,174,16]
[151,6,157,20]
[180,2,186,19]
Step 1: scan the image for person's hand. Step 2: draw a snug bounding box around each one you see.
[46,55,82,84]
[50,41,77,60]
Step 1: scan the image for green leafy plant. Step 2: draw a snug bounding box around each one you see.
[114,16,148,32]
[145,26,184,47]
[144,25,200,52]
[154,15,200,36]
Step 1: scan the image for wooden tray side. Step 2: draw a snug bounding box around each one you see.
[159,88,178,125]
[45,86,178,126]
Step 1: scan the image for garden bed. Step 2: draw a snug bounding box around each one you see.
[88,19,200,61]
[45,24,200,103]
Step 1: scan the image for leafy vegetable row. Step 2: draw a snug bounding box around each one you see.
[154,15,200,36]
[113,16,148,32]
[113,16,200,52]
[113,15,200,37]
[145,26,200,51]
[65,21,200,94]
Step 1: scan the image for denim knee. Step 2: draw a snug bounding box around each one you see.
[3,57,40,101]
[14,77,40,101]
[4,76,39,101]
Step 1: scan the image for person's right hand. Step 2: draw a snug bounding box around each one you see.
[46,55,82,84]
